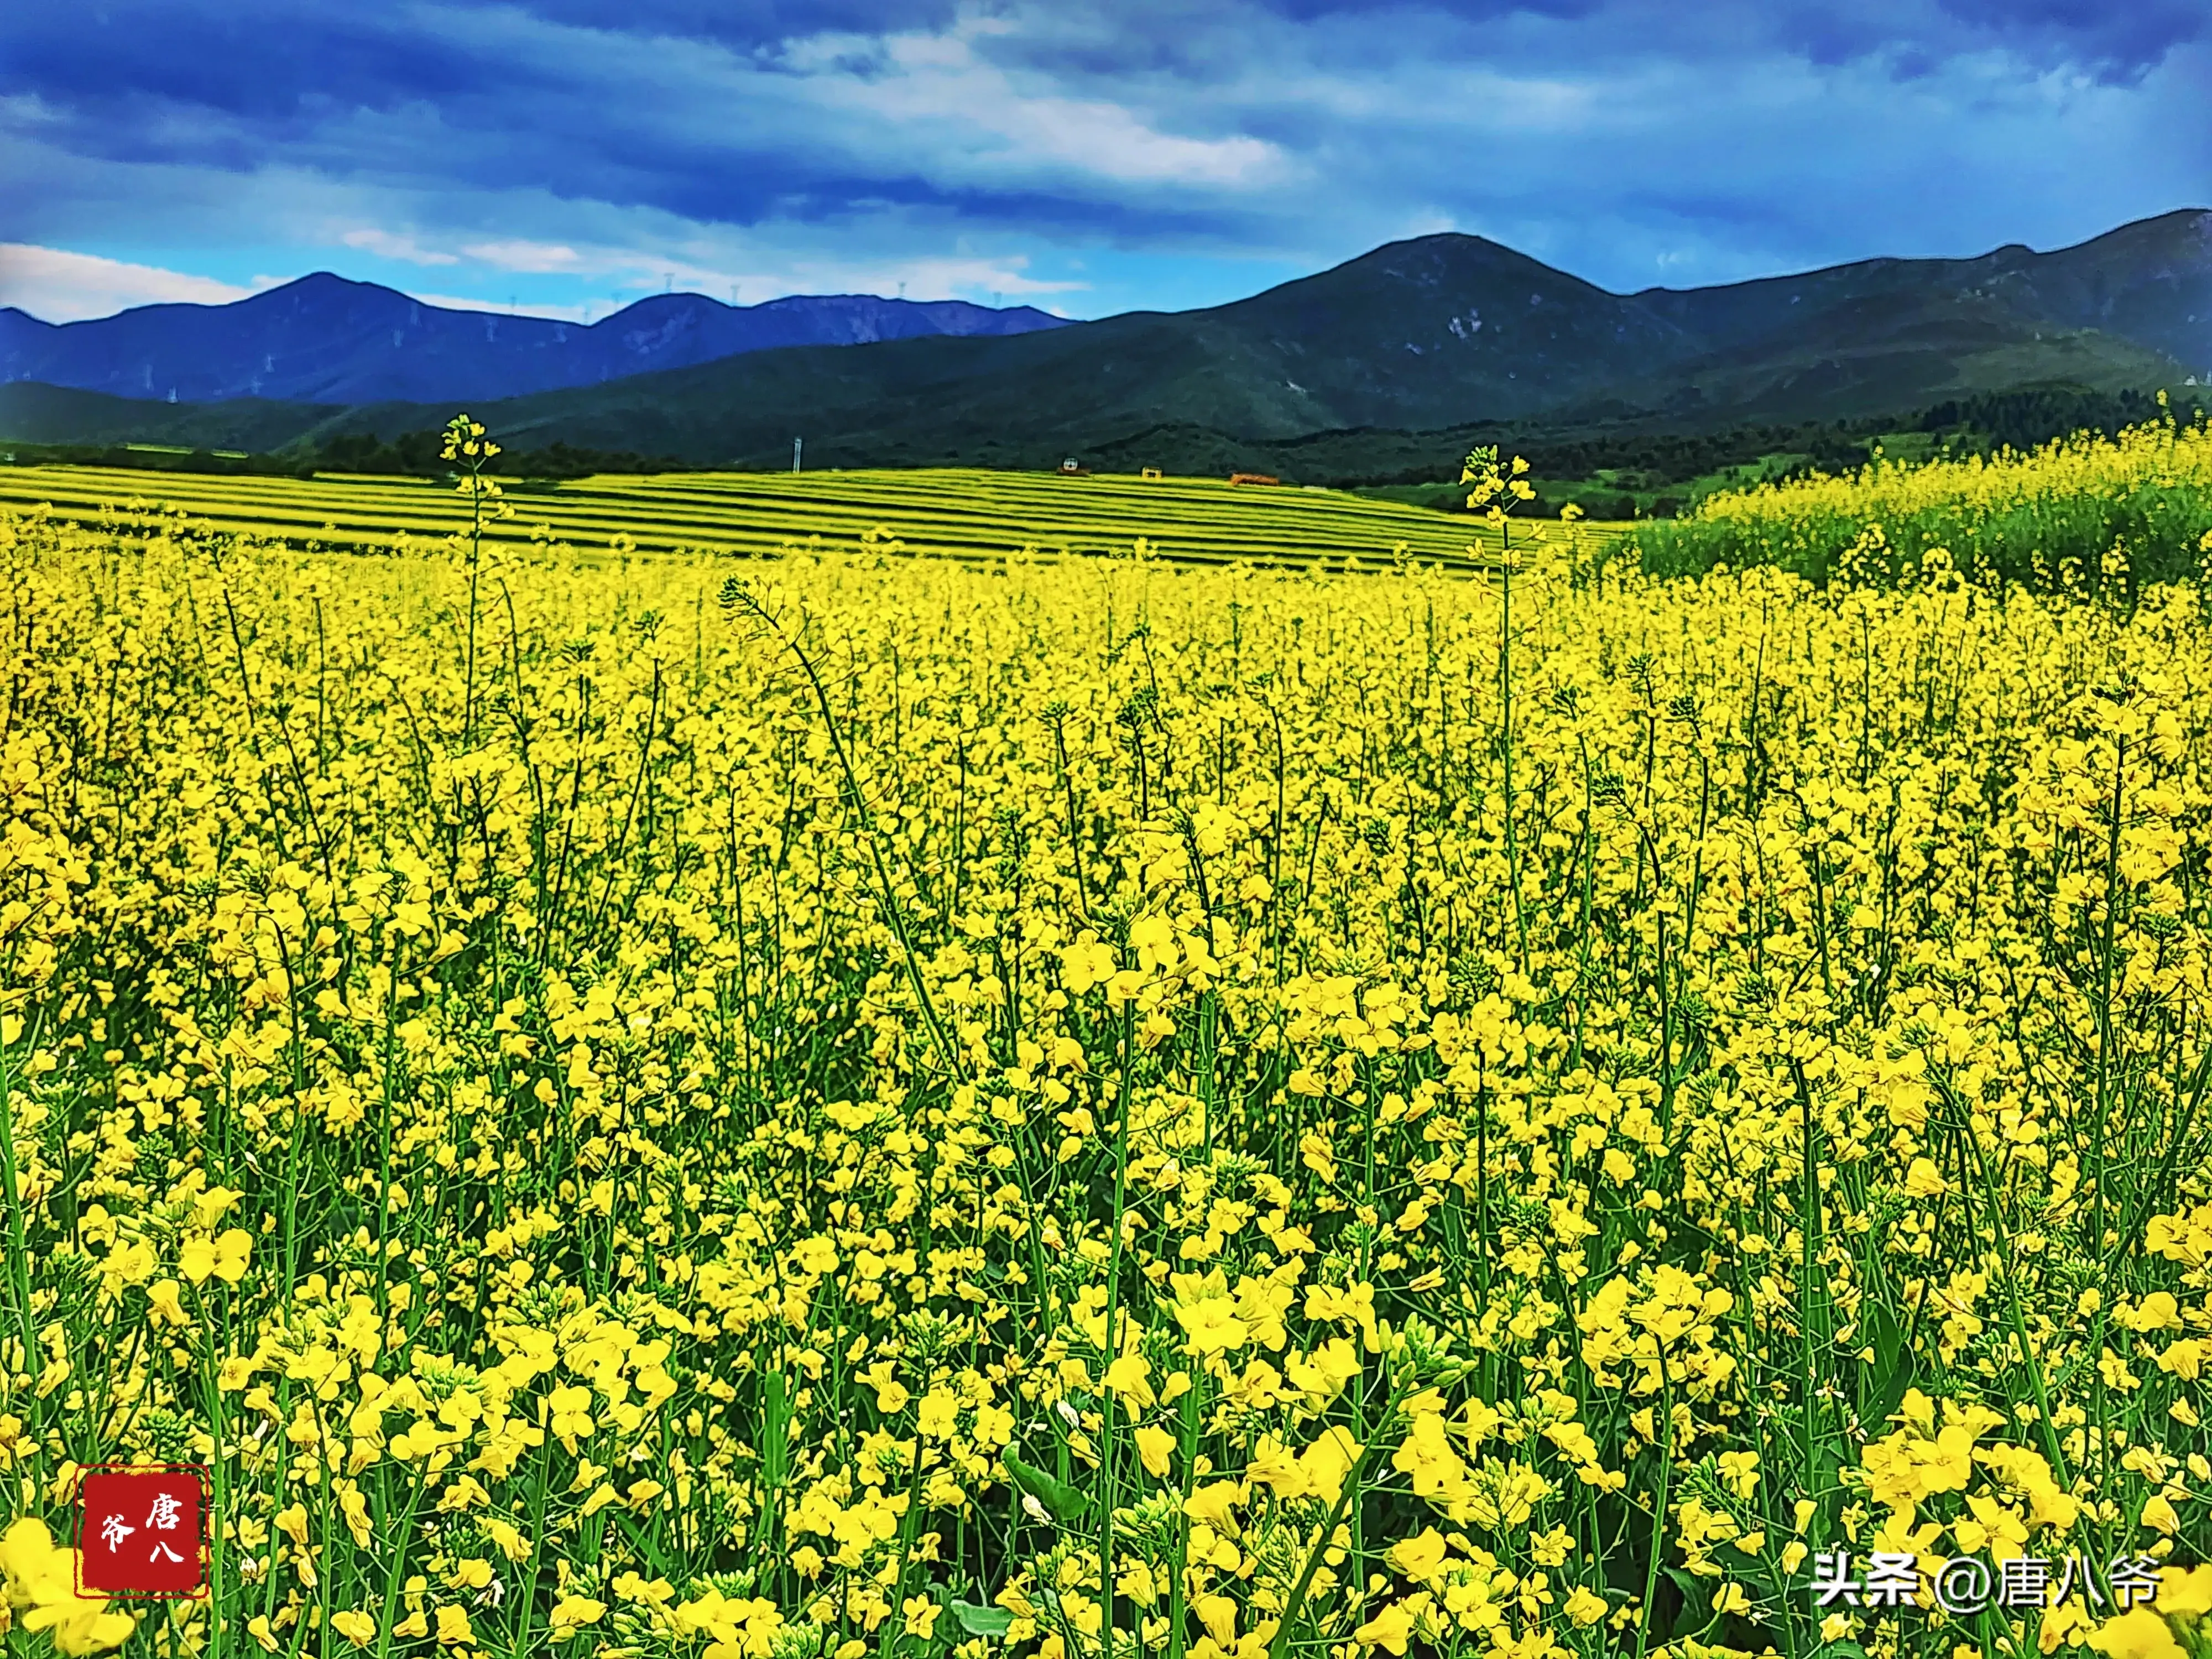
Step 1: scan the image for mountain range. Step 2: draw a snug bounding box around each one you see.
[2,208,2205,471]
[0,275,1070,405]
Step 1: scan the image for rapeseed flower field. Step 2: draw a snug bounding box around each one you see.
[1637,400,2212,591]
[3,419,2212,1659]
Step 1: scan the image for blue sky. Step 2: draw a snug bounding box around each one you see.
[1,0,2205,324]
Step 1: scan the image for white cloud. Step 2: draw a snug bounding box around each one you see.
[457,239,588,273]
[340,227,460,265]
[813,27,1291,188]
[0,243,273,322]
[309,196,1105,315]
[419,234,1092,312]
[621,248,1089,303]
[320,220,1093,311]
[403,2,1293,208]
[333,228,594,275]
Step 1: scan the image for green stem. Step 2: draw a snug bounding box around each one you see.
[0,1016,38,1391]
[1165,1375,1203,1659]
[1264,1417,1387,1659]
[1632,1359,1677,1659]
[1097,998,1138,1648]
[1500,554,1529,973]
[735,588,958,1076]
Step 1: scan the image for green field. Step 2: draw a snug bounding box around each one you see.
[0,463,1623,572]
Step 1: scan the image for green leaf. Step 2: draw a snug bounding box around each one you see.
[951,1601,1015,1639]
[1662,1562,1711,1626]
[1001,1448,1091,1523]
[1861,1300,1918,1431]
[603,1511,679,1579]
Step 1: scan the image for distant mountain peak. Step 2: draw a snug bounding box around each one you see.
[2119,206,2212,232]
[280,270,378,291]
[0,274,1071,403]
[244,271,401,310]
[2083,206,2212,266]
[1365,231,1573,269]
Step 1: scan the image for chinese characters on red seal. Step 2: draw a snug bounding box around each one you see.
[74,1465,210,1599]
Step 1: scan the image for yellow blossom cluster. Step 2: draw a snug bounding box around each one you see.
[0,428,2210,1659]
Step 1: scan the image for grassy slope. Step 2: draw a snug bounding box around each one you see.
[0,381,340,451]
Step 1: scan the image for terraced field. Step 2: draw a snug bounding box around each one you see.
[0,463,1621,571]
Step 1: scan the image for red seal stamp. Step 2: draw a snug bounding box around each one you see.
[74,1464,211,1598]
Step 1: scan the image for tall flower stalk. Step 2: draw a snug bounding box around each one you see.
[442,413,512,747]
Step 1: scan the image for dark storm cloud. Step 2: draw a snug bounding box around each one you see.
[0,0,2202,317]
[0,7,997,196]
[948,0,2203,90]
[1222,0,2204,80]
[2,7,481,131]
[2,0,1295,246]
[1928,0,2208,80]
